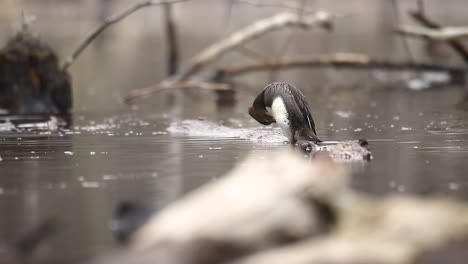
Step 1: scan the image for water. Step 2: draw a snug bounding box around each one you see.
[2,0,468,259]
[1,85,468,257]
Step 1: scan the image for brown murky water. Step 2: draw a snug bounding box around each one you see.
[1,0,468,258]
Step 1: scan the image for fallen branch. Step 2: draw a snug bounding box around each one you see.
[395,25,468,40]
[124,81,231,103]
[124,11,334,102]
[216,53,466,78]
[62,0,187,71]
[173,11,334,81]
[409,9,468,63]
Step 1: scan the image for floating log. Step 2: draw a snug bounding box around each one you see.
[105,149,468,264]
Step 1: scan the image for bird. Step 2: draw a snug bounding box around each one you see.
[248,82,321,144]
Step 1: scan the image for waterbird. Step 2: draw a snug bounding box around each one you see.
[249,82,321,144]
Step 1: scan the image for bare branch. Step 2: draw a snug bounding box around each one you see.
[216,53,466,77]
[124,81,231,103]
[173,11,334,81]
[163,3,179,75]
[409,10,468,63]
[61,0,187,71]
[124,11,335,102]
[395,25,468,40]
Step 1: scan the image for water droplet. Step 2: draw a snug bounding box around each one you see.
[64,151,74,155]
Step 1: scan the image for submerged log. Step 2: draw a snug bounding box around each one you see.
[0,31,72,115]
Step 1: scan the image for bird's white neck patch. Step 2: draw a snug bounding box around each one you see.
[271,97,290,137]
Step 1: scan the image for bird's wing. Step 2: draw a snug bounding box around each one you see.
[294,90,318,135]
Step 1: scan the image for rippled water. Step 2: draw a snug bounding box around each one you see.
[1,84,468,257]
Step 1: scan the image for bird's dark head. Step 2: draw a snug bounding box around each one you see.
[248,106,276,125]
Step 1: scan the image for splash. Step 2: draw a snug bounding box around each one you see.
[167,120,288,144]
[168,120,372,161]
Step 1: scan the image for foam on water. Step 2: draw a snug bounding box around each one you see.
[167,120,288,144]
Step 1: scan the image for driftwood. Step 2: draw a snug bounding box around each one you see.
[84,149,468,264]
[129,150,347,252]
[124,10,468,102]
[234,194,468,264]
[215,53,466,81]
[395,25,468,40]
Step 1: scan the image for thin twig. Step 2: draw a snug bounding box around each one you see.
[124,81,231,103]
[216,53,466,77]
[61,0,187,71]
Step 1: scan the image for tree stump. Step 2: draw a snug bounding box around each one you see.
[0,31,72,115]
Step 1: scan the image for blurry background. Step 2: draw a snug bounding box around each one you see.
[1,0,468,259]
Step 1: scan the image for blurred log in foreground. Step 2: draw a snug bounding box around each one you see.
[87,148,468,264]
[0,31,72,115]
